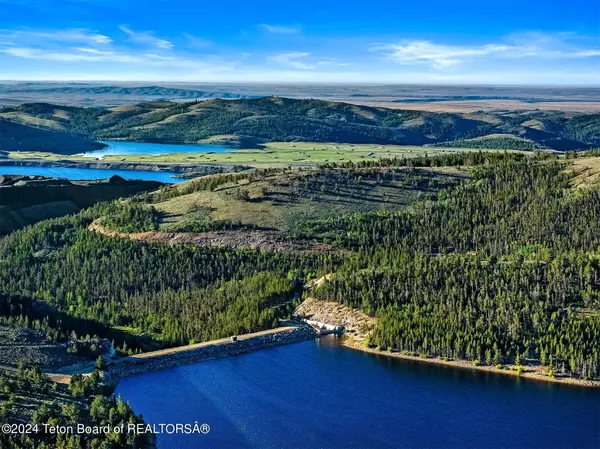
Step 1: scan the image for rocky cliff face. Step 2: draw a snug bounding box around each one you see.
[0,175,162,234]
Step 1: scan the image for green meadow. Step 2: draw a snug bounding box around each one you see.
[5,142,515,168]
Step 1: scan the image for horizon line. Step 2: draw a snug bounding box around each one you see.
[1,80,600,88]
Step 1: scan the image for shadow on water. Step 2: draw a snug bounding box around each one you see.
[116,367,252,448]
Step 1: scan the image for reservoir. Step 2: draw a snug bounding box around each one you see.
[0,165,182,183]
[83,141,232,158]
[115,336,600,449]
[0,141,233,182]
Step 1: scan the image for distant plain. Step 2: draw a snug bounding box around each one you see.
[1,82,599,112]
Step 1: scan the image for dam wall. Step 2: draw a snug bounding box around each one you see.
[105,326,316,382]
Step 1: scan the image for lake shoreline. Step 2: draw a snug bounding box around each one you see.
[0,158,224,174]
[341,337,600,388]
[295,297,600,389]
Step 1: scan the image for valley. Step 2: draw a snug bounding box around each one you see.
[2,83,600,112]
[0,141,506,172]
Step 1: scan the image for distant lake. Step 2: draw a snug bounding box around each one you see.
[115,336,600,449]
[81,141,233,158]
[0,165,182,183]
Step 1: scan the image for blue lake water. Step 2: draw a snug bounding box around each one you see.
[0,141,231,183]
[115,336,600,449]
[0,165,182,183]
[82,141,232,158]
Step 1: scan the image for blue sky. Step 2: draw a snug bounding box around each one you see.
[0,0,599,84]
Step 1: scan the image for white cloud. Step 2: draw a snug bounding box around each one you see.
[0,26,239,72]
[0,28,111,45]
[373,34,600,69]
[0,45,233,71]
[74,47,114,55]
[576,50,600,57]
[0,27,597,84]
[2,46,136,63]
[119,25,172,49]
[47,29,111,45]
[373,41,511,69]
[260,24,299,34]
[271,52,314,69]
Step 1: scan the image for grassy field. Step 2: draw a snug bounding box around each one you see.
[0,111,68,130]
[152,166,466,233]
[4,142,513,168]
[567,157,600,189]
[6,150,94,162]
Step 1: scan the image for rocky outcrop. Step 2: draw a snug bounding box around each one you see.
[88,222,337,252]
[295,297,376,344]
[0,324,89,370]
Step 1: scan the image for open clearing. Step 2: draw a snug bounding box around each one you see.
[151,166,466,234]
[567,157,600,188]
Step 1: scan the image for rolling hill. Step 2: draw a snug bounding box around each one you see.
[1,97,599,151]
[3,85,255,99]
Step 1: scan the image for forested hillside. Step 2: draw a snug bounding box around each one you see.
[0,207,337,349]
[1,152,600,383]
[108,165,464,234]
[0,364,153,449]
[0,118,105,154]
[307,154,600,379]
[431,134,541,150]
[2,98,599,150]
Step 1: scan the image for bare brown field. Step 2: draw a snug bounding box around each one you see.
[345,99,600,113]
[88,222,337,253]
